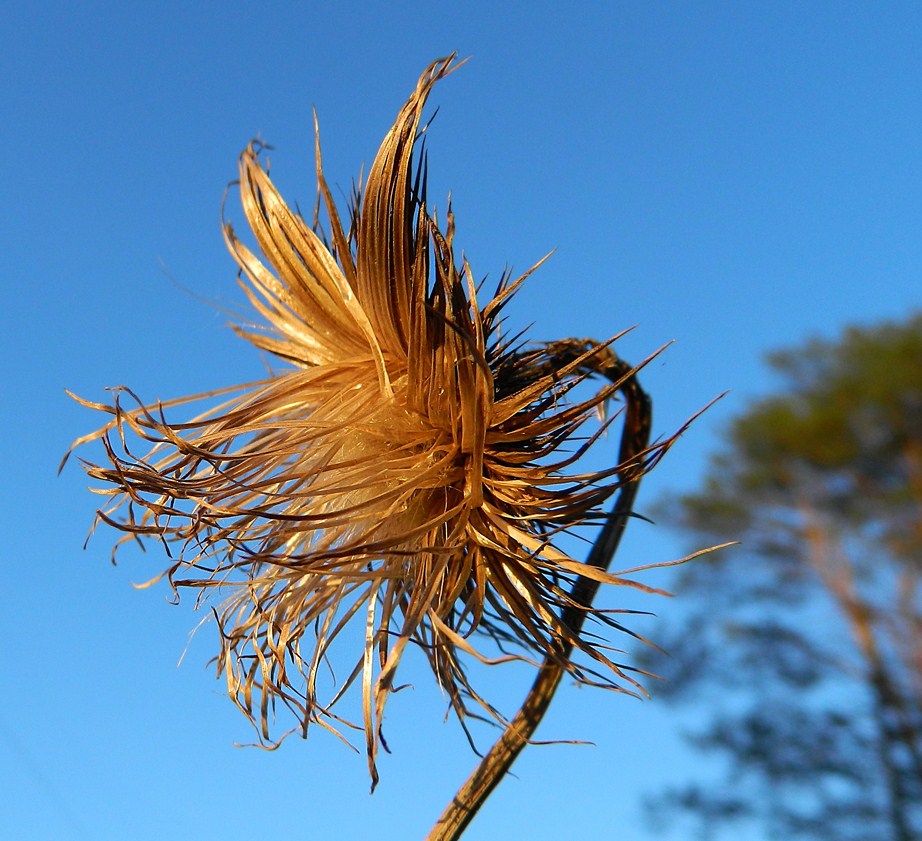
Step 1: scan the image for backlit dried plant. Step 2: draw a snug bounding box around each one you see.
[67,55,699,837]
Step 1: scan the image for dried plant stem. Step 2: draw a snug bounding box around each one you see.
[427,354,652,840]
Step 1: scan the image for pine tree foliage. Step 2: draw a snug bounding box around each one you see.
[648,314,922,841]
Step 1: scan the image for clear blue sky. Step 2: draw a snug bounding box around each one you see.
[4,3,922,840]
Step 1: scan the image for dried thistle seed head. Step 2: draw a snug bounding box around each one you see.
[66,54,670,787]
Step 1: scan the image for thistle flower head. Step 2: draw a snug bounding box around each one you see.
[67,55,673,785]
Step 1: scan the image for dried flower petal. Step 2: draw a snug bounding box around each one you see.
[66,54,673,786]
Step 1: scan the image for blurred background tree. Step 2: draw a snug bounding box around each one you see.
[646,314,922,841]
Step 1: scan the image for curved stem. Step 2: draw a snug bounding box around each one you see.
[427,352,653,840]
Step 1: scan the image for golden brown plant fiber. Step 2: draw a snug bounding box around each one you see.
[66,55,677,788]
